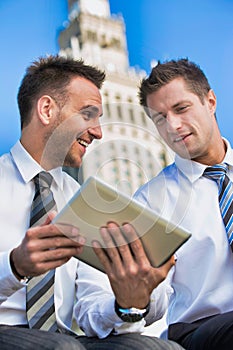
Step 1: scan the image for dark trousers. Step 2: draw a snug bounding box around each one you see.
[168,311,233,350]
[0,325,184,350]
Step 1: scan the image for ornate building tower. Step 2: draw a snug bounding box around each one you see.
[58,0,173,195]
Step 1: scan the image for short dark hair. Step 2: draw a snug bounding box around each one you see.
[17,54,106,129]
[138,58,211,113]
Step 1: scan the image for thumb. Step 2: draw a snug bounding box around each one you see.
[42,210,57,225]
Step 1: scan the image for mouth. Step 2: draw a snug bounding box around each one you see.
[77,138,89,148]
[174,133,191,143]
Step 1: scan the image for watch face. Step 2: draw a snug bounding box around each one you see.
[120,312,144,323]
[115,300,150,323]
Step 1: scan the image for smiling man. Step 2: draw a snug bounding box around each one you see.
[0,55,184,350]
[133,58,233,349]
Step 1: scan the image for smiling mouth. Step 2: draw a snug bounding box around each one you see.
[77,138,89,148]
[174,136,184,142]
[174,134,191,143]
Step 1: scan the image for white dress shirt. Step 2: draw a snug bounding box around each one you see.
[134,138,233,338]
[0,141,161,338]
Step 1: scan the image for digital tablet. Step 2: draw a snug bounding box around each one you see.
[52,176,191,272]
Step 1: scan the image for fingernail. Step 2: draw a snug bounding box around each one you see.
[72,227,79,235]
[77,235,86,244]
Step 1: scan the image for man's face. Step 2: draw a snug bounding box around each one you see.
[42,76,103,169]
[146,77,220,164]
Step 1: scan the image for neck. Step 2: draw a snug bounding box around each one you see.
[20,131,56,171]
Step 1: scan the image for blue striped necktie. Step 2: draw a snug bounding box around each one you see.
[203,163,233,251]
[26,171,57,332]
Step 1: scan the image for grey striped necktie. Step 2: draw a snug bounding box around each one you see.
[26,171,57,331]
[203,163,233,251]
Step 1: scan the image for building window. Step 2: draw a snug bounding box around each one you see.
[86,30,97,41]
[141,112,147,126]
[104,102,111,118]
[117,105,122,120]
[129,108,134,123]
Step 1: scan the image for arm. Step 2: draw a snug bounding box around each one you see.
[74,261,152,338]
[0,212,85,303]
[74,222,172,338]
[10,212,84,279]
[93,222,175,309]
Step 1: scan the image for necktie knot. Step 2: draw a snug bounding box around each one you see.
[30,171,56,227]
[203,163,228,182]
[34,171,53,189]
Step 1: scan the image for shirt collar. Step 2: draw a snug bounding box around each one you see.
[10,140,64,189]
[223,138,233,171]
[175,138,233,183]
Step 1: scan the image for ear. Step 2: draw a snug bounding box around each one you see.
[207,89,217,115]
[37,95,56,125]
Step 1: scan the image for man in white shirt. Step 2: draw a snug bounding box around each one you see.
[96,58,233,350]
[0,55,184,350]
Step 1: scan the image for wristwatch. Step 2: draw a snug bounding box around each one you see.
[114,300,150,322]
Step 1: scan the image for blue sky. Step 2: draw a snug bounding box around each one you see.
[1,0,233,156]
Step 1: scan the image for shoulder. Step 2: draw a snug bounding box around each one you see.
[135,163,177,195]
[0,151,15,177]
[134,163,181,214]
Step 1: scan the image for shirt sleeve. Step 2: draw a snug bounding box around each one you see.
[0,251,27,303]
[144,279,170,326]
[74,261,149,338]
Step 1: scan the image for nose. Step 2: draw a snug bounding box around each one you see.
[88,123,102,140]
[166,113,182,133]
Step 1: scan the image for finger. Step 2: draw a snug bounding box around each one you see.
[25,256,72,276]
[53,223,84,242]
[98,226,124,267]
[92,240,113,273]
[28,223,80,241]
[148,256,176,287]
[42,210,57,225]
[25,233,85,256]
[25,245,84,275]
[122,223,150,266]
[106,222,137,265]
[121,222,139,244]
[100,224,119,248]
[159,255,176,273]
[106,222,128,247]
[38,245,84,262]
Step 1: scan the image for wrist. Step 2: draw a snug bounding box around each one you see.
[114,300,150,323]
[10,250,29,282]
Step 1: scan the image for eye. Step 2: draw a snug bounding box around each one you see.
[81,110,93,120]
[80,106,100,120]
[176,105,188,113]
[153,114,166,126]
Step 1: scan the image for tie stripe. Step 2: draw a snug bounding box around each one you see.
[203,163,233,250]
[26,171,57,331]
[26,270,55,309]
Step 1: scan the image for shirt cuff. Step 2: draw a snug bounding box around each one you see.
[0,251,27,300]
